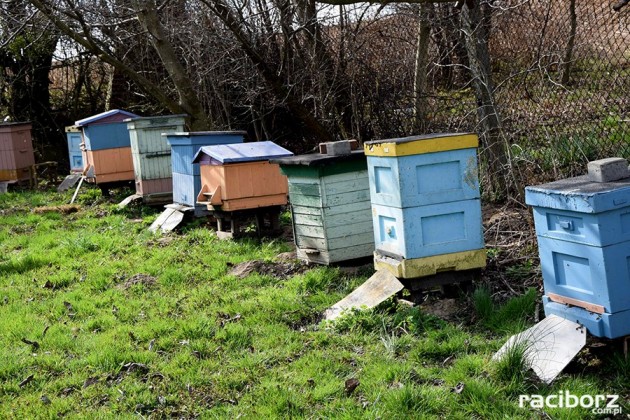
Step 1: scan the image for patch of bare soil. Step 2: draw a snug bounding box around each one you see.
[32,205,80,214]
[227,256,307,280]
[118,274,158,290]
[420,298,460,321]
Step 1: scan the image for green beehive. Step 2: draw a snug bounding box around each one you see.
[273,148,374,265]
[126,115,186,202]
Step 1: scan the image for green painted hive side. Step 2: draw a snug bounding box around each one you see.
[129,117,185,181]
[287,162,373,264]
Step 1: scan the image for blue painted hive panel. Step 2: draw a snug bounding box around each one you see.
[66,132,83,171]
[543,297,630,339]
[367,148,479,208]
[82,122,133,151]
[371,199,484,259]
[166,132,245,176]
[537,237,630,314]
[531,206,630,247]
[172,171,206,215]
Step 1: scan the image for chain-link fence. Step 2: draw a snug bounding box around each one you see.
[419,0,629,193]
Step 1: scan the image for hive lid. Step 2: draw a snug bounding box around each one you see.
[364,133,478,157]
[75,109,140,127]
[270,150,365,167]
[193,141,293,164]
[164,131,247,137]
[0,121,32,127]
[525,175,630,213]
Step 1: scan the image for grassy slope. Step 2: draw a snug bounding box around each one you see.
[0,188,628,418]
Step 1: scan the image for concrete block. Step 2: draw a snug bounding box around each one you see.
[587,157,630,182]
[318,139,358,154]
[322,141,352,156]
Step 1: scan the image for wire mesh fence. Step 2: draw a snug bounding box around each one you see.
[420,0,629,194]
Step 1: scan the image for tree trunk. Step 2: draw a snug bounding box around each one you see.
[461,1,508,200]
[561,0,577,85]
[132,0,211,130]
[413,3,432,132]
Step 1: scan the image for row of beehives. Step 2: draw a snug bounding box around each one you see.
[12,109,630,341]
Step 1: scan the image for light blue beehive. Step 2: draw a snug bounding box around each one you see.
[364,133,484,262]
[65,126,83,172]
[165,131,245,215]
[525,159,630,339]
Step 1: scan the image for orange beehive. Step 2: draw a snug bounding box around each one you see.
[193,141,293,211]
[82,147,135,184]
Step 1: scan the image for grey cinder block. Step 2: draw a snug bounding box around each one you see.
[587,157,630,182]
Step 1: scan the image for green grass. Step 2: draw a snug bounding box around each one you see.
[0,187,628,417]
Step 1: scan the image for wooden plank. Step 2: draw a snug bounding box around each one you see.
[328,232,374,250]
[322,189,370,207]
[294,224,326,239]
[289,183,321,197]
[547,293,605,314]
[322,208,372,229]
[292,212,323,227]
[302,220,372,240]
[324,270,404,320]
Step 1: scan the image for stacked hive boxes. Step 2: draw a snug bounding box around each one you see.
[65,125,83,173]
[164,131,245,216]
[364,133,486,279]
[525,158,630,338]
[273,148,374,265]
[76,109,139,184]
[126,115,186,202]
[0,122,34,182]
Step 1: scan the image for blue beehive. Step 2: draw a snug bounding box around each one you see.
[164,131,245,216]
[526,159,630,339]
[65,125,83,172]
[364,133,486,279]
[75,109,139,151]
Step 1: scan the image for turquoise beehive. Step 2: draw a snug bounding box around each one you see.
[525,158,630,339]
[364,133,486,279]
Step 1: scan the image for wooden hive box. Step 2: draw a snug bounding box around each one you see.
[0,122,35,182]
[164,131,245,216]
[526,168,630,339]
[193,141,293,211]
[364,133,486,279]
[126,115,186,202]
[65,126,83,173]
[272,150,374,265]
[75,109,140,184]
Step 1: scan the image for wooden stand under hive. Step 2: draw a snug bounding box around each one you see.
[193,141,293,238]
[364,133,486,290]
